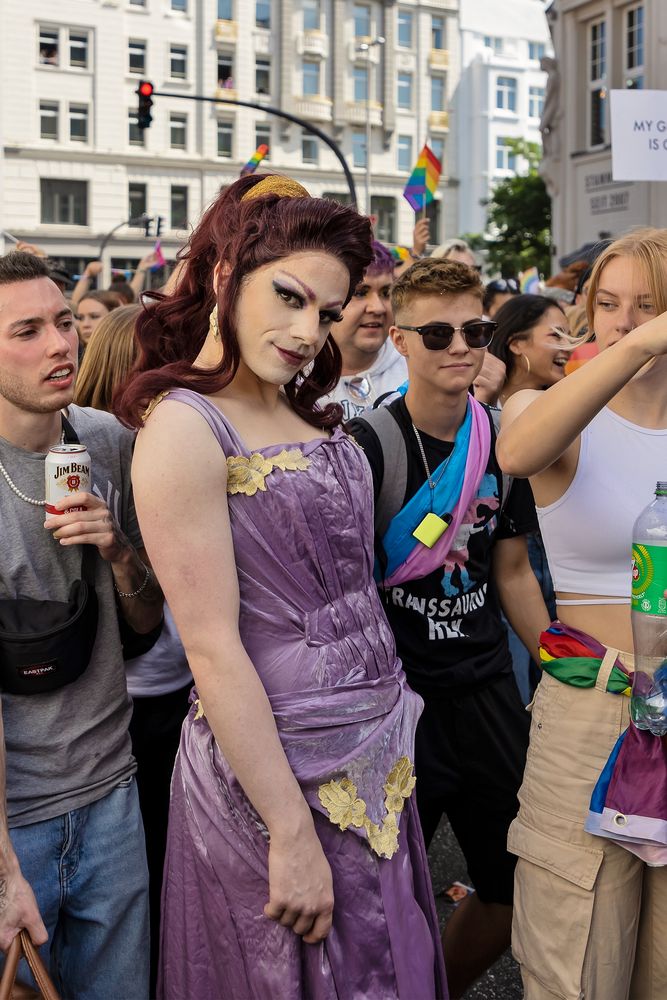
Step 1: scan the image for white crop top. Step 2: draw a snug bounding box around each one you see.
[536,407,667,602]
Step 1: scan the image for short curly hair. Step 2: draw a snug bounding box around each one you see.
[391,258,483,316]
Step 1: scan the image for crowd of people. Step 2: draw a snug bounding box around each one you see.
[0,174,665,1000]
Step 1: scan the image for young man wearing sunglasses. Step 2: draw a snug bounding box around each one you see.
[349,259,549,999]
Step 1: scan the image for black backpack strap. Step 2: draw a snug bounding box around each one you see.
[356,406,408,538]
[487,406,512,512]
[61,413,79,444]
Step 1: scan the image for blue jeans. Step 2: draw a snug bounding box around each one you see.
[9,776,149,1000]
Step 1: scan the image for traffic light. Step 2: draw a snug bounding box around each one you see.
[137,80,154,130]
[143,217,153,238]
[155,216,164,237]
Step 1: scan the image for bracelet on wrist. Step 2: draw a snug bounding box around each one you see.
[114,563,152,599]
[408,250,421,260]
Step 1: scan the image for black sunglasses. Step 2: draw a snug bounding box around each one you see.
[397,319,497,351]
[486,277,519,294]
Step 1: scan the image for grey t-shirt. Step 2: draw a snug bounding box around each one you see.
[0,405,139,827]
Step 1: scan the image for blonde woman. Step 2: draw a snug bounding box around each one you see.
[74,304,140,411]
[497,229,667,999]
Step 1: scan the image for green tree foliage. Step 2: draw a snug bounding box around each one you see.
[477,140,552,278]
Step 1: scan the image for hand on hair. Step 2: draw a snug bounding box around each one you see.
[473,352,506,406]
[15,241,48,258]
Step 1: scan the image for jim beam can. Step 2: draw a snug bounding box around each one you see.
[45,444,91,517]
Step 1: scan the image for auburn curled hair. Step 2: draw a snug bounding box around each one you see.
[115,174,373,429]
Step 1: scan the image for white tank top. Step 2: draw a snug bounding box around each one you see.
[536,407,667,602]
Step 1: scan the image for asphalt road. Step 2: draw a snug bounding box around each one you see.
[429,819,523,1000]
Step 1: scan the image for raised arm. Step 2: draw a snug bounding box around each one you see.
[0,711,48,951]
[131,400,333,943]
[496,318,665,478]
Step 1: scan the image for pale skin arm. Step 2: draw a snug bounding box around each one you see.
[131,401,334,943]
[492,535,551,664]
[129,252,159,298]
[0,711,48,951]
[71,260,103,308]
[495,319,666,478]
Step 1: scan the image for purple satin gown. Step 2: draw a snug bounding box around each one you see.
[157,390,447,1000]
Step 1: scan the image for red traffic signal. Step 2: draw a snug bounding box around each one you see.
[137,80,154,130]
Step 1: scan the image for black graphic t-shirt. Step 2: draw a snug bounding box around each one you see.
[349,397,536,693]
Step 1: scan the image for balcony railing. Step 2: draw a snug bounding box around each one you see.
[429,49,449,69]
[292,95,333,123]
[429,111,449,130]
[215,19,237,42]
[342,101,383,126]
[297,30,329,59]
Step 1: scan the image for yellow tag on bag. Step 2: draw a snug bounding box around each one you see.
[412,512,451,549]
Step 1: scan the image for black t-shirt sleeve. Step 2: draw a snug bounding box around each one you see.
[346,419,384,503]
[496,476,539,539]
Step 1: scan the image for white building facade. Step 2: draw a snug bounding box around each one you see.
[0,0,461,279]
[542,0,667,264]
[454,0,551,236]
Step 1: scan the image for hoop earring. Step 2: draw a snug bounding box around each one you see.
[522,354,531,375]
[209,304,220,341]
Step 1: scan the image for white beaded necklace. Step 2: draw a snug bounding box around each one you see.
[0,429,66,507]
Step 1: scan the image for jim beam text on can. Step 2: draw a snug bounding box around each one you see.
[45,444,91,517]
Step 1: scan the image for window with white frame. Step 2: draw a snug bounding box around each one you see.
[529,85,545,119]
[171,186,188,229]
[528,41,545,62]
[431,76,445,112]
[129,110,144,146]
[397,73,412,110]
[256,0,270,29]
[40,101,59,139]
[69,104,88,142]
[625,4,644,89]
[397,10,413,48]
[302,130,318,164]
[40,179,88,225]
[432,16,445,50]
[303,59,320,96]
[39,27,59,65]
[218,0,233,18]
[354,64,368,102]
[483,36,503,55]
[255,123,271,158]
[354,4,371,38]
[69,31,88,69]
[255,57,270,94]
[171,0,187,12]
[129,0,146,7]
[170,113,187,149]
[170,45,187,79]
[352,130,366,168]
[303,0,320,31]
[129,40,146,74]
[129,182,147,221]
[496,76,517,112]
[217,53,234,88]
[495,136,516,172]
[397,134,412,173]
[589,18,607,146]
[217,119,233,157]
[370,196,396,243]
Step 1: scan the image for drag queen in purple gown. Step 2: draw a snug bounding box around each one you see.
[119,175,447,999]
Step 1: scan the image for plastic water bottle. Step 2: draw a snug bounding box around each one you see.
[630,481,667,736]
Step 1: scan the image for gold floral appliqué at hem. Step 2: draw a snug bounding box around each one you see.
[226,449,310,496]
[317,756,416,860]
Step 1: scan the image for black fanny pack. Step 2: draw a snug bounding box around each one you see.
[0,418,99,695]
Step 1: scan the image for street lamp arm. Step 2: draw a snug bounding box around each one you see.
[151,89,358,209]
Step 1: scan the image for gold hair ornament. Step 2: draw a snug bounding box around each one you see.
[241,176,310,203]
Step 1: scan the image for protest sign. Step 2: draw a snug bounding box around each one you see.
[611,89,667,182]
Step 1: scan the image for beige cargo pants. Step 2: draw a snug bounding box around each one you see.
[508,647,667,1000]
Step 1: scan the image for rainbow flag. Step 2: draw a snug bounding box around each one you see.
[240,144,269,176]
[402,144,442,212]
[153,240,166,269]
[519,266,540,294]
[390,246,411,262]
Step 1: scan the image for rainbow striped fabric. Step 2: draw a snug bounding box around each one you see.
[539,622,631,695]
[402,145,442,212]
[519,266,540,294]
[390,246,411,262]
[240,143,269,177]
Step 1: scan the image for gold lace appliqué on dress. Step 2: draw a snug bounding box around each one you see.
[141,390,171,423]
[226,449,310,496]
[317,756,416,860]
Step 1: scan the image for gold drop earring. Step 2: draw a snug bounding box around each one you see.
[209,304,220,341]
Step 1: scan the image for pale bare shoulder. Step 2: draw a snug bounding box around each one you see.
[499,388,543,429]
